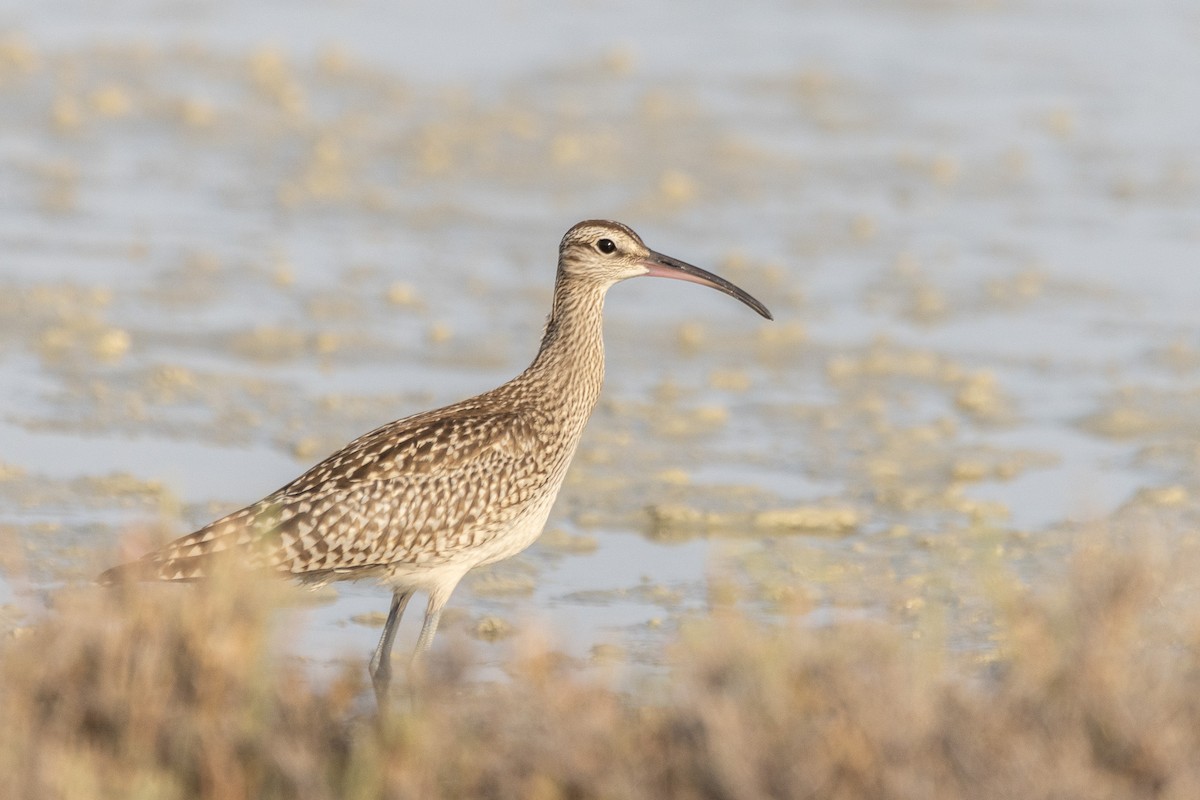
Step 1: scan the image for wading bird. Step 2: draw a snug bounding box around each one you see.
[101,220,772,704]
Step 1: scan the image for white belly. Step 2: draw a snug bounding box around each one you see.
[470,480,561,568]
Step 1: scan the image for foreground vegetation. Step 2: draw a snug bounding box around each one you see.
[2,539,1200,800]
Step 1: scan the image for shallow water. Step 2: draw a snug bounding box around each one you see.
[1,0,1198,678]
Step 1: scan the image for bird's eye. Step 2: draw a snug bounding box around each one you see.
[596,238,617,255]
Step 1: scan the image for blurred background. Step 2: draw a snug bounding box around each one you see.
[1,0,1198,677]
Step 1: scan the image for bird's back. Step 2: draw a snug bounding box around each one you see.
[101,382,582,586]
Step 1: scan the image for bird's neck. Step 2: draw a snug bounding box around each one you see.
[522,274,608,413]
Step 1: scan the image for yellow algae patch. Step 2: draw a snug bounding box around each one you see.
[589,642,626,665]
[271,258,295,288]
[416,125,455,174]
[248,45,306,116]
[945,493,1010,525]
[307,290,365,321]
[753,506,860,534]
[654,468,690,487]
[1041,106,1076,138]
[850,213,877,241]
[861,421,1054,518]
[0,463,26,482]
[929,154,960,186]
[35,307,132,364]
[955,370,1013,422]
[37,327,75,360]
[910,285,949,323]
[469,572,536,598]
[675,321,705,353]
[350,611,388,627]
[229,326,308,361]
[1130,485,1189,508]
[79,472,167,501]
[647,503,860,539]
[639,88,688,121]
[708,369,751,392]
[304,137,348,198]
[89,84,133,117]
[178,97,216,128]
[278,137,353,204]
[657,169,697,205]
[755,320,806,350]
[866,457,904,482]
[705,576,741,608]
[651,405,727,438]
[472,616,514,642]
[92,328,131,362]
[794,66,836,97]
[648,504,731,530]
[184,250,222,275]
[986,268,1046,307]
[51,95,82,131]
[1079,387,1200,443]
[564,581,685,608]
[385,281,420,307]
[644,583,683,606]
[692,405,728,426]
[427,321,453,344]
[756,579,816,612]
[651,378,683,405]
[313,332,340,356]
[602,45,636,76]
[316,43,355,77]
[0,34,39,74]
[950,459,990,482]
[538,529,598,555]
[290,437,320,461]
[574,446,613,467]
[35,161,79,212]
[1080,406,1159,438]
[718,250,751,276]
[550,134,585,166]
[826,341,952,384]
[1157,340,1200,372]
[501,110,539,141]
[146,365,197,402]
[951,452,1051,483]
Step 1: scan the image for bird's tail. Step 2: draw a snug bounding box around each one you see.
[98,502,288,585]
[97,555,209,585]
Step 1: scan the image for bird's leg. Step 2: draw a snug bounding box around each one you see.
[407,581,459,676]
[412,598,444,657]
[369,589,412,707]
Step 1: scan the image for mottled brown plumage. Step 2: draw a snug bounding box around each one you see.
[100,220,772,704]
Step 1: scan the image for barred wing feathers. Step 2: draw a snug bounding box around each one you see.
[99,406,553,584]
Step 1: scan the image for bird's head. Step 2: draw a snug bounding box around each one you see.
[557,220,772,320]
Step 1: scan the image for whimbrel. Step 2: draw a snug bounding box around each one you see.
[101,220,772,703]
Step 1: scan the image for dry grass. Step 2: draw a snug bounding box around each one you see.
[4,540,1200,799]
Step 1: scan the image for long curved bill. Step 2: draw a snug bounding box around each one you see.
[641,251,773,320]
